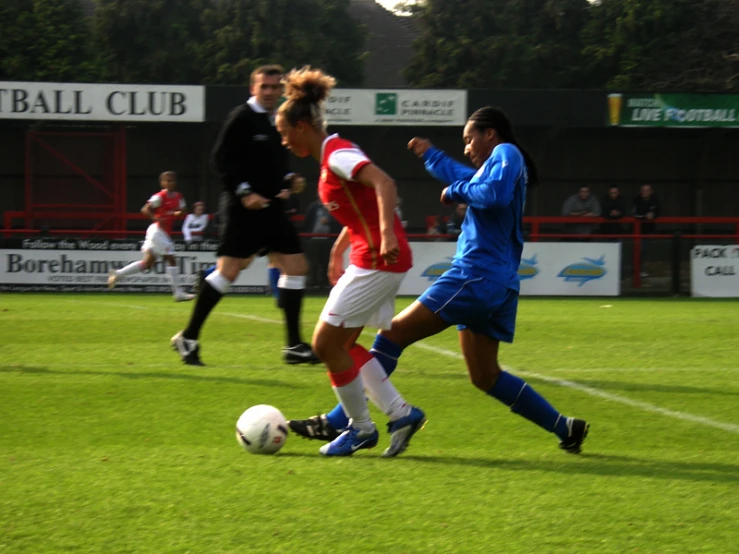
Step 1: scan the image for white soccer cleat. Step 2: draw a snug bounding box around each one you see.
[174,291,195,302]
[108,270,117,290]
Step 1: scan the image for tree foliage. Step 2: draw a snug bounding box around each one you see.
[0,0,104,82]
[1,0,365,86]
[200,0,366,86]
[403,0,591,89]
[581,0,739,91]
[404,0,739,91]
[95,0,211,84]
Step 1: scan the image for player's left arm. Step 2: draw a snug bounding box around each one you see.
[354,163,400,265]
[444,146,523,209]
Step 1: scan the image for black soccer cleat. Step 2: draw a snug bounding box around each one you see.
[559,417,589,454]
[288,414,341,442]
[283,343,321,365]
[171,331,205,366]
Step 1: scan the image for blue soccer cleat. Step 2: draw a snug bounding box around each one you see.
[382,406,427,457]
[319,425,379,456]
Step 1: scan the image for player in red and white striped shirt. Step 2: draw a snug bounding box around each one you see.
[108,171,194,302]
[276,67,425,457]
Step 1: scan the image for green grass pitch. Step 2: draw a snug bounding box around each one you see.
[1,294,738,553]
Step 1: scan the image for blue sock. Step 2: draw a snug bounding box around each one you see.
[268,267,280,299]
[325,403,349,431]
[203,264,216,278]
[488,371,569,439]
[369,334,404,377]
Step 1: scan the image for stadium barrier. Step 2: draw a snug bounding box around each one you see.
[3,216,738,296]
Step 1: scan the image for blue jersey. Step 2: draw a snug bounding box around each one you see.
[423,143,527,291]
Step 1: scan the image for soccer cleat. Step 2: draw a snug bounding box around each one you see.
[170,330,205,366]
[288,414,342,442]
[283,343,321,365]
[382,406,427,458]
[173,291,195,302]
[108,270,117,290]
[559,417,589,454]
[319,425,379,456]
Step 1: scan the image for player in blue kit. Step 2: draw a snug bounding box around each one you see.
[289,107,589,455]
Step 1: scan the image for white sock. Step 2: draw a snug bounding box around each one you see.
[166,266,180,295]
[360,356,411,421]
[205,271,231,294]
[115,261,145,278]
[331,374,373,433]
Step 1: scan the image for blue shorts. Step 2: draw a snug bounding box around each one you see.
[418,267,518,343]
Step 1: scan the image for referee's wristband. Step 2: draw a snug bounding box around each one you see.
[235,182,252,196]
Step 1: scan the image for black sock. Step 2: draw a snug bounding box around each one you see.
[280,287,304,347]
[183,281,223,340]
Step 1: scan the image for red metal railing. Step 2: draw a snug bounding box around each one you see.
[4,214,739,288]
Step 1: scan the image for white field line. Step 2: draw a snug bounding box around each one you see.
[55,300,739,434]
[412,343,739,435]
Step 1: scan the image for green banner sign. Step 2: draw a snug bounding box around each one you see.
[607,93,739,128]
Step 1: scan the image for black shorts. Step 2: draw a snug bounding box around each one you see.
[217,193,303,259]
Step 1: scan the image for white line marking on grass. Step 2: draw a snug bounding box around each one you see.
[51,301,739,434]
[413,343,739,435]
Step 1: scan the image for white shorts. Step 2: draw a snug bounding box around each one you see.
[320,265,406,330]
[141,224,174,257]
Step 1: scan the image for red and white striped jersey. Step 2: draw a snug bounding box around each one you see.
[319,134,411,273]
[148,190,186,236]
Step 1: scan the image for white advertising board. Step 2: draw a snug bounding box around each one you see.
[0,239,266,293]
[0,82,205,122]
[326,89,467,126]
[397,241,622,296]
[690,244,739,297]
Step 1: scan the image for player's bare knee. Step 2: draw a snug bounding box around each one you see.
[469,364,501,392]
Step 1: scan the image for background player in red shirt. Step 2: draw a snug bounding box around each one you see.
[276,67,425,457]
[108,171,194,302]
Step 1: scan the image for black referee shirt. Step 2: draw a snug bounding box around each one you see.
[211,101,289,199]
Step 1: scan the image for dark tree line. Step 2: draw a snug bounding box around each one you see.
[2,0,739,91]
[0,0,366,86]
[404,0,739,91]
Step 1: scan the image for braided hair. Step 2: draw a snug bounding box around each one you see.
[468,107,538,186]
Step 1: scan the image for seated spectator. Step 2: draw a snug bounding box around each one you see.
[561,185,601,236]
[427,215,446,241]
[182,201,210,242]
[395,196,408,229]
[446,203,467,240]
[601,185,627,237]
[632,184,660,277]
[632,184,660,233]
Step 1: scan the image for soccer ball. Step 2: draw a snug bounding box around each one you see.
[235,405,288,454]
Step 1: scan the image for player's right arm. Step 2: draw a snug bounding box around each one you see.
[408,137,477,185]
[141,201,157,222]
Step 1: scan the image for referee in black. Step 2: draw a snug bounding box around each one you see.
[172,64,319,366]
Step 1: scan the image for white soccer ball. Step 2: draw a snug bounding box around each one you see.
[235,405,288,454]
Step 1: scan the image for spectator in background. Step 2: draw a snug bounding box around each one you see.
[426,214,446,241]
[182,201,210,242]
[446,203,467,240]
[632,184,660,277]
[304,192,342,289]
[395,196,408,228]
[561,185,601,236]
[600,186,627,237]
